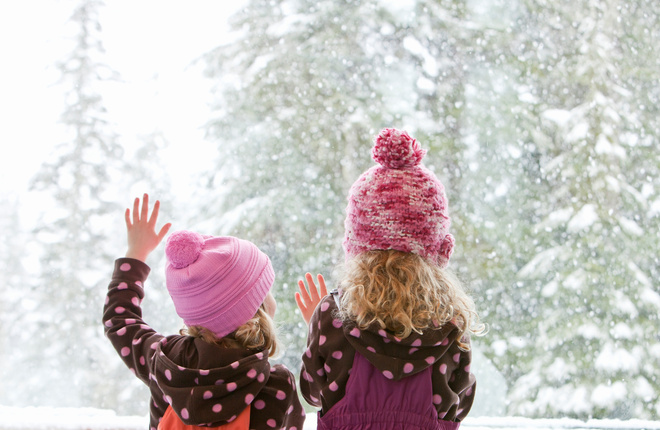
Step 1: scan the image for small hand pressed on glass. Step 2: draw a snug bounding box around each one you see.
[124,193,172,263]
[295,273,329,325]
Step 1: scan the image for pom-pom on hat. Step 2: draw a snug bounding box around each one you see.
[164,230,275,338]
[343,128,454,267]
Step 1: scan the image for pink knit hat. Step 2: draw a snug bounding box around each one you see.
[164,230,275,338]
[343,128,454,267]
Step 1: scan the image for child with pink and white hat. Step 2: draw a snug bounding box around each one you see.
[295,129,486,430]
[103,195,305,430]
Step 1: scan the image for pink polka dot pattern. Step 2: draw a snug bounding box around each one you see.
[119,263,131,271]
[276,390,286,400]
[226,382,237,392]
[245,394,254,404]
[267,419,276,427]
[433,394,442,405]
[118,282,128,290]
[403,363,414,373]
[321,301,330,312]
[212,404,222,413]
[254,400,266,409]
[382,370,393,379]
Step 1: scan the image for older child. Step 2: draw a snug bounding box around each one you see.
[103,194,305,430]
[295,129,485,429]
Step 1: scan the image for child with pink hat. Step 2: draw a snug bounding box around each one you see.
[103,194,305,430]
[295,129,486,429]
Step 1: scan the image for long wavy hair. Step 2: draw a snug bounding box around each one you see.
[337,250,485,350]
[181,304,279,357]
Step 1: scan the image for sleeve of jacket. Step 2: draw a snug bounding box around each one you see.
[102,258,167,385]
[254,364,306,430]
[430,335,476,422]
[449,338,476,421]
[299,295,354,412]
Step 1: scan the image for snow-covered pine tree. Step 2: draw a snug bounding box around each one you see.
[200,0,485,369]
[26,0,140,411]
[501,0,660,419]
[0,196,31,405]
[447,0,549,392]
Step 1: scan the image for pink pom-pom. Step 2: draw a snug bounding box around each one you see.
[440,233,454,261]
[165,230,205,269]
[372,128,426,169]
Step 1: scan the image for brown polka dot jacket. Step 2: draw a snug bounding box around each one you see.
[103,258,305,430]
[300,292,476,423]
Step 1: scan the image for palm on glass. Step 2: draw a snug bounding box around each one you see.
[125,194,172,262]
[295,273,329,325]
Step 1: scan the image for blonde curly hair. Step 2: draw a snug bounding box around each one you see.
[337,250,485,350]
[181,305,279,357]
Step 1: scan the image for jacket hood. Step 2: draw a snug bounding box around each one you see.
[152,340,271,426]
[342,315,460,381]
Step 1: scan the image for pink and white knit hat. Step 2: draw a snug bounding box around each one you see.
[343,128,454,267]
[164,230,275,338]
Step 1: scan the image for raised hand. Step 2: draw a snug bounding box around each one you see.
[124,194,172,262]
[295,273,328,325]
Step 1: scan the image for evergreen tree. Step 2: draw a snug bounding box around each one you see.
[0,196,30,405]
[201,0,485,369]
[26,0,143,412]
[497,0,660,419]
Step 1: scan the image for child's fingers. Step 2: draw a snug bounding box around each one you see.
[140,194,150,221]
[317,274,328,297]
[132,197,140,224]
[149,199,161,225]
[124,208,132,228]
[306,273,321,302]
[158,223,172,241]
[295,292,313,325]
[298,279,312,304]
[294,292,305,311]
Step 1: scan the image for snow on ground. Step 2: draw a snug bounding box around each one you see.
[1,406,659,430]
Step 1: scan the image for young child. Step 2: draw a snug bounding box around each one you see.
[103,194,305,430]
[295,129,485,429]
